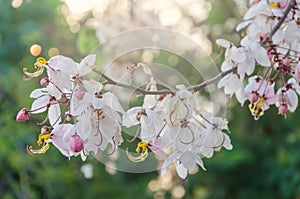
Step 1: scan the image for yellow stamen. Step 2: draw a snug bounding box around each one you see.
[270,2,279,9]
[37,133,51,146]
[249,97,265,120]
[26,142,50,156]
[23,57,47,79]
[126,141,149,162]
[26,133,51,156]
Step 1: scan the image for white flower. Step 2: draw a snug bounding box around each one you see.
[160,85,196,126]
[30,84,62,127]
[123,107,164,141]
[198,112,232,158]
[71,79,124,156]
[276,78,299,113]
[46,54,96,90]
[243,1,272,20]
[218,73,246,105]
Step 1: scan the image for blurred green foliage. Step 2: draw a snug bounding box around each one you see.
[1,0,300,199]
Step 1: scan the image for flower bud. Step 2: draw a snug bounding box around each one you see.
[74,89,85,100]
[41,126,50,134]
[40,77,49,87]
[249,92,259,103]
[65,113,72,121]
[69,134,83,152]
[278,104,287,116]
[16,108,30,122]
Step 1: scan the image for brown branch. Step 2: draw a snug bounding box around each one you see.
[93,69,173,95]
[93,1,295,95]
[191,67,236,92]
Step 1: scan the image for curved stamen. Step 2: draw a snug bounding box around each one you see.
[127,126,140,142]
[23,57,47,79]
[126,141,149,162]
[36,115,49,125]
[182,102,190,120]
[26,133,51,156]
[249,97,265,120]
[169,104,178,126]
[26,142,50,155]
[212,134,225,149]
[107,138,116,155]
[94,131,103,146]
[180,126,195,144]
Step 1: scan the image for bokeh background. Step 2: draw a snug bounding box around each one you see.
[1,0,300,198]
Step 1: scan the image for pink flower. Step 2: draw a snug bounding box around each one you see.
[69,135,84,152]
[16,108,30,122]
[245,76,277,119]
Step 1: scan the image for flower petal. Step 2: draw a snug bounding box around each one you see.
[78,54,96,76]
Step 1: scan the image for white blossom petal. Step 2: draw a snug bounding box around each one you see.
[103,92,124,113]
[31,95,48,114]
[48,103,61,127]
[286,90,298,112]
[78,54,96,76]
[254,47,271,66]
[30,88,47,98]
[176,161,188,179]
[216,39,231,48]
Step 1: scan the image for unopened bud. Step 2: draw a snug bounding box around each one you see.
[65,113,72,121]
[16,108,30,122]
[40,77,49,87]
[69,134,83,152]
[278,104,288,116]
[41,126,50,134]
[249,92,259,103]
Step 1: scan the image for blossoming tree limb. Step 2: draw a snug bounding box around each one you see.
[16,0,299,179]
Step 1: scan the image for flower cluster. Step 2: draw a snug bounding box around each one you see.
[217,0,300,119]
[17,55,232,179]
[16,0,299,180]
[124,84,232,179]
[18,55,124,160]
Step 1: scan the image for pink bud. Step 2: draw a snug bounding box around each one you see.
[69,135,83,152]
[16,108,30,122]
[249,92,259,103]
[40,78,49,87]
[295,62,300,80]
[74,89,85,100]
[278,104,287,116]
[41,126,50,134]
[65,113,72,121]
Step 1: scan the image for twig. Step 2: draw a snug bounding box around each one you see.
[93,68,173,95]
[191,67,236,92]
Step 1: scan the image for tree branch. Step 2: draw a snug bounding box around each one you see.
[93,1,295,95]
[191,67,236,92]
[93,68,173,95]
